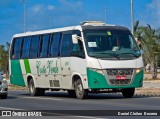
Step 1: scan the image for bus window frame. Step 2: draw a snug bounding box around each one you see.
[11,37,23,60]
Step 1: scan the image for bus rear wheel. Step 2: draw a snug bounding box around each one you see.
[29,79,45,96]
[121,88,135,98]
[74,79,88,99]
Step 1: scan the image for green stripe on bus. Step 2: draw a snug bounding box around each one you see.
[24,59,31,74]
[10,60,26,87]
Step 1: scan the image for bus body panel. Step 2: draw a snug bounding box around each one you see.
[70,57,88,89]
[10,60,26,87]
[61,57,72,89]
[97,57,143,69]
[30,58,62,88]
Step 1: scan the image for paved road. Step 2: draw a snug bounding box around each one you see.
[0,91,160,119]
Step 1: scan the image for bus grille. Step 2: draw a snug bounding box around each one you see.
[106,69,133,76]
[109,79,131,85]
[106,69,134,85]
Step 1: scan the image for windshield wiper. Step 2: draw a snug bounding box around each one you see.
[99,52,120,59]
[118,52,139,58]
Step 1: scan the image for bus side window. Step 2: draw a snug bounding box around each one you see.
[30,35,41,58]
[40,34,50,58]
[60,34,72,57]
[21,37,31,59]
[11,38,23,59]
[50,33,62,57]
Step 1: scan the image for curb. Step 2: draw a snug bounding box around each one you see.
[135,93,160,97]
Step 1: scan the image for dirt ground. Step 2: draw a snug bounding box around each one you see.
[135,88,160,96]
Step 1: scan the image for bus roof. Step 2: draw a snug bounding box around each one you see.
[13,21,129,38]
[13,26,77,38]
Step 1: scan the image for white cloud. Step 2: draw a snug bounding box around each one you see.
[59,0,83,12]
[48,5,55,11]
[31,4,55,14]
[26,1,103,31]
[146,0,160,28]
[31,4,44,13]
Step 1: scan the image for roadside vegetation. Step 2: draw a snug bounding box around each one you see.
[134,21,160,79]
[0,42,10,77]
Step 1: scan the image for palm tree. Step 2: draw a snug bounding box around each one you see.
[133,20,143,39]
[134,21,160,79]
[0,42,10,77]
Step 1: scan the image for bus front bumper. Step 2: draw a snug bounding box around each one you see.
[87,68,144,89]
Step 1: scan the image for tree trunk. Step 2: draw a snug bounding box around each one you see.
[150,61,157,79]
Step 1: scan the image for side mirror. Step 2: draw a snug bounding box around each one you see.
[72,34,78,44]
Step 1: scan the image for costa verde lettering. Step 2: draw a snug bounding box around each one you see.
[36,60,58,75]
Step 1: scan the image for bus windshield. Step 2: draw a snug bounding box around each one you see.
[84,29,141,60]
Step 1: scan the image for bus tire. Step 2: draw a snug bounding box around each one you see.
[74,79,88,99]
[122,88,135,98]
[67,90,76,97]
[29,79,45,96]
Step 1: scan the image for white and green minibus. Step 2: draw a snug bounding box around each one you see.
[9,21,144,99]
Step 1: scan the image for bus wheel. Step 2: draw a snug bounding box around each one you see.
[121,88,135,98]
[67,90,76,97]
[29,79,45,96]
[74,79,88,99]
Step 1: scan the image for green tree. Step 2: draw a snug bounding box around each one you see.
[134,21,160,79]
[0,42,10,76]
[141,25,160,79]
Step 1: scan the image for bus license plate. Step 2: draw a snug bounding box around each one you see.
[116,76,126,80]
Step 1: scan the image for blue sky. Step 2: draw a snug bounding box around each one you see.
[0,0,159,45]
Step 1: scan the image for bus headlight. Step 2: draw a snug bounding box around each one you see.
[89,68,104,75]
[136,68,143,74]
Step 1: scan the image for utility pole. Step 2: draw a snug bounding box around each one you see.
[21,0,26,33]
[105,8,107,23]
[155,0,157,29]
[131,0,134,35]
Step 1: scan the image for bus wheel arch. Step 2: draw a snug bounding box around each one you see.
[72,75,88,99]
[27,75,33,87]
[67,75,80,98]
[72,75,81,88]
[27,76,45,96]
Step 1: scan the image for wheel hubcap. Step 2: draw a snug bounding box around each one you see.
[77,84,83,96]
[30,83,34,93]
